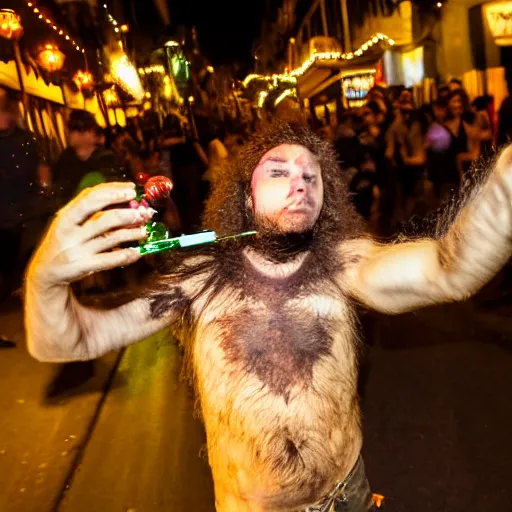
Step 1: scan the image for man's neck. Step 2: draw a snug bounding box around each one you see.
[74,145,96,161]
[243,247,308,278]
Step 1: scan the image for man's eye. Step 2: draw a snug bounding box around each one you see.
[304,175,315,183]
[270,169,287,177]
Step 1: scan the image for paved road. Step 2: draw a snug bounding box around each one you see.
[1,294,511,512]
[361,302,512,512]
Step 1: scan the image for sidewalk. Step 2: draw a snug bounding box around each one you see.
[0,297,121,512]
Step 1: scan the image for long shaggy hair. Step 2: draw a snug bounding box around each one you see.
[202,120,362,247]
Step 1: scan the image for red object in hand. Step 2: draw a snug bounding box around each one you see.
[136,172,150,185]
[144,176,174,202]
[129,199,149,209]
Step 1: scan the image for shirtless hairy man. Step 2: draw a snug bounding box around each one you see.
[25,122,512,511]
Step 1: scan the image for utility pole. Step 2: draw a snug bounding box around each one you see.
[340,0,351,53]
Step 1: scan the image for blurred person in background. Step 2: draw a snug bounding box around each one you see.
[334,112,378,223]
[396,102,429,219]
[360,100,396,235]
[472,95,495,159]
[0,88,50,347]
[52,111,125,210]
[426,97,453,202]
[442,90,478,186]
[498,71,512,147]
[448,78,464,92]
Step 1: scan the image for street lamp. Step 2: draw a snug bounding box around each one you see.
[73,70,94,90]
[37,44,66,73]
[0,9,23,40]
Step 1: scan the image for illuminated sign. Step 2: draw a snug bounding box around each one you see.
[485,1,512,46]
[342,71,375,100]
[401,46,424,87]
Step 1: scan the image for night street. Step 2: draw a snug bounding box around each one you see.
[3,0,512,511]
[1,293,511,512]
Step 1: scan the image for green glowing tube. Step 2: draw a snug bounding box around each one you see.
[138,229,257,255]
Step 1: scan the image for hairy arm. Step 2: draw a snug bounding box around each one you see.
[344,146,512,314]
[25,280,180,362]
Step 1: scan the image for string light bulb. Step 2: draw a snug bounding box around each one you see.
[26,1,83,54]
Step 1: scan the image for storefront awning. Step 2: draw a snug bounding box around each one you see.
[292,34,393,100]
[21,64,64,104]
[0,60,21,91]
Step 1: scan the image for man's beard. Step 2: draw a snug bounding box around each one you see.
[248,213,315,263]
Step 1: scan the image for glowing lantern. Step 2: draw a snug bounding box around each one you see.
[37,44,66,72]
[73,70,94,90]
[0,9,23,40]
[103,87,120,106]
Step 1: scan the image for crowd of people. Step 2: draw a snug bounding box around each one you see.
[314,79,498,237]
[1,77,512,344]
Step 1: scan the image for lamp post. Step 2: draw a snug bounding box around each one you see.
[340,0,352,53]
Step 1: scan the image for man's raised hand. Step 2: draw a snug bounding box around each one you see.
[27,182,155,288]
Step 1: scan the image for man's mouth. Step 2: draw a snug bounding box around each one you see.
[285,201,313,213]
[285,207,310,214]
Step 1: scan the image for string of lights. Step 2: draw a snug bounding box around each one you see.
[274,88,295,107]
[26,1,84,53]
[138,65,165,76]
[243,73,297,88]
[290,33,395,77]
[244,33,394,91]
[101,3,128,34]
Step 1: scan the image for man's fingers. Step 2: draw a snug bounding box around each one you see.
[59,182,137,227]
[64,248,142,282]
[80,208,149,242]
[84,227,147,254]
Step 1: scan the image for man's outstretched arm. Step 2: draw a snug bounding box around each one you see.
[24,182,182,362]
[344,145,512,314]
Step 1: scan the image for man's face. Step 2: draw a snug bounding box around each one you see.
[448,95,463,117]
[69,129,97,150]
[251,144,324,234]
[449,81,461,92]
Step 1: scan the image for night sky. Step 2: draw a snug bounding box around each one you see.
[130,0,268,67]
[173,0,267,65]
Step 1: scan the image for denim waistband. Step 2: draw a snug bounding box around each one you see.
[304,455,373,512]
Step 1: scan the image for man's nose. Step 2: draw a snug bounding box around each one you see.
[290,176,307,195]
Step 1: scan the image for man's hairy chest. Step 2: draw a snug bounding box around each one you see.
[192,288,360,407]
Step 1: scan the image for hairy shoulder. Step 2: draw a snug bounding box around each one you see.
[147,254,215,321]
[338,236,378,266]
